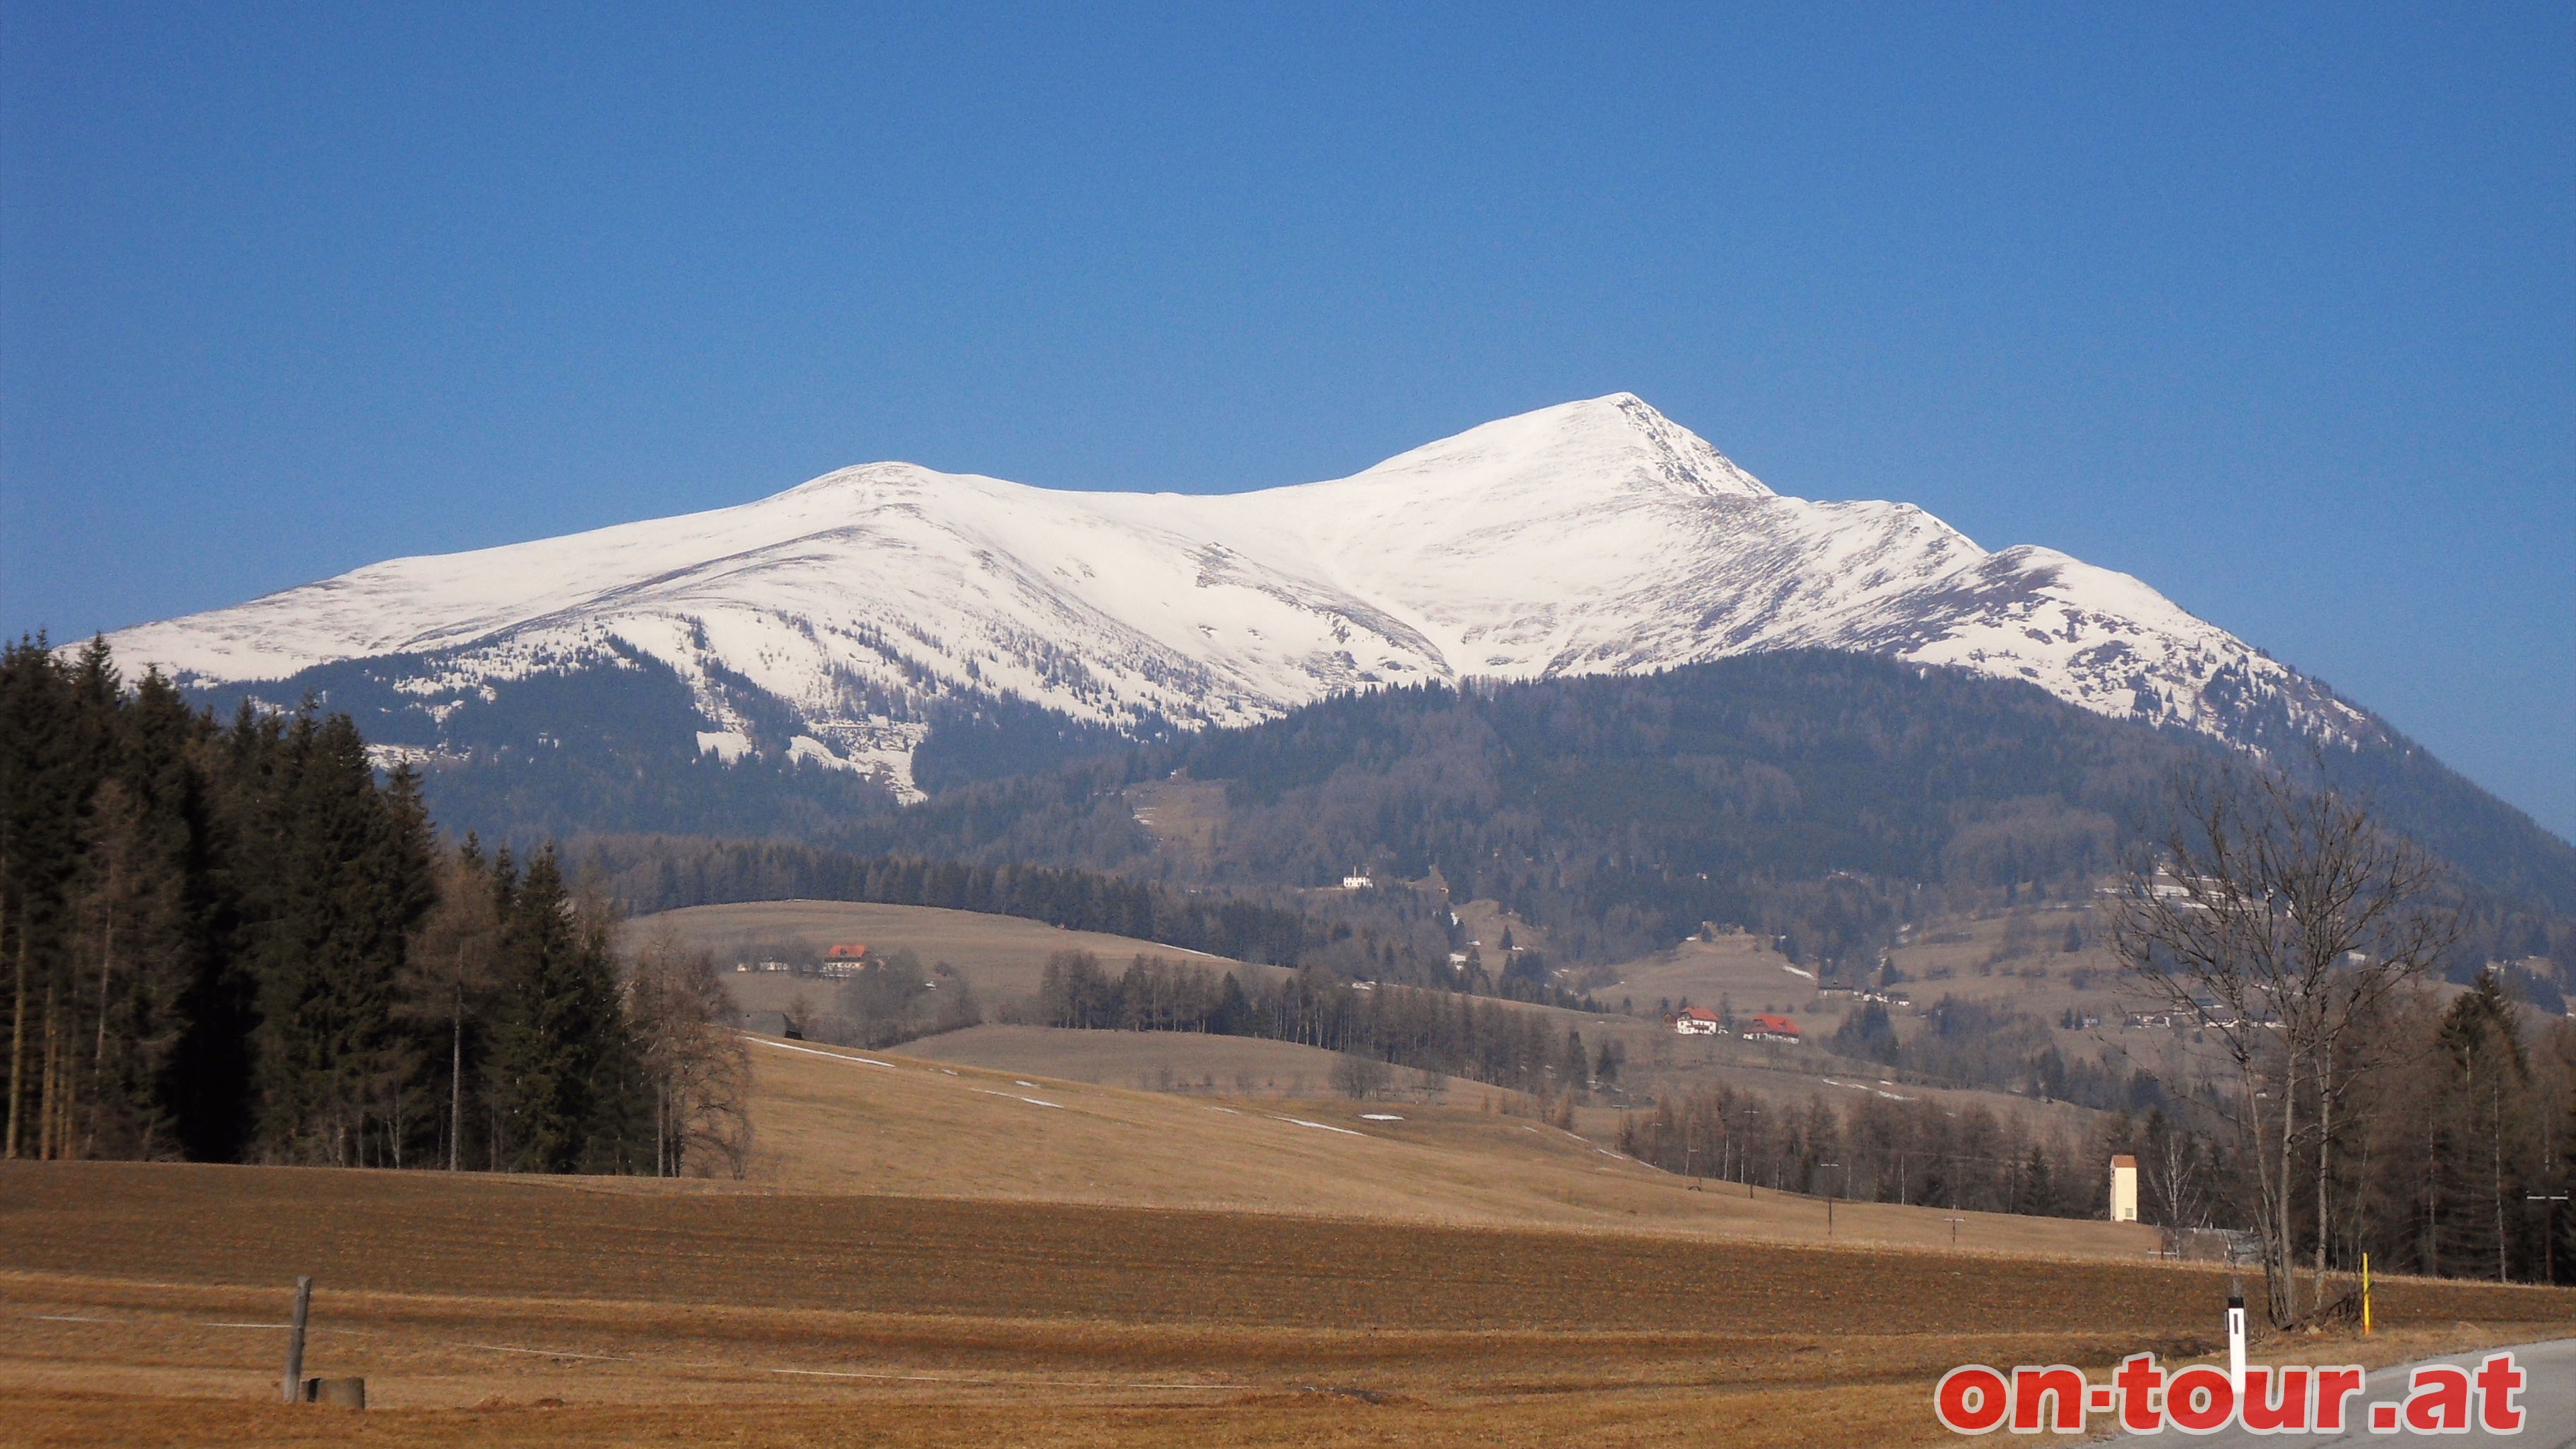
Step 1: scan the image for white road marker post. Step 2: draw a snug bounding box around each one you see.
[2225,1289,2247,1405]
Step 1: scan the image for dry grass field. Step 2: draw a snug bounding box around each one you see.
[888,1022,1389,1095]
[750,1032,2137,1246]
[1601,930,1829,1014]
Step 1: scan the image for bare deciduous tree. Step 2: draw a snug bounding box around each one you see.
[627,928,753,1178]
[400,847,502,1171]
[1332,1050,1392,1101]
[2113,761,2455,1325]
[2144,1114,2210,1232]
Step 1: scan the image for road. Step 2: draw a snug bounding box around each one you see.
[2101,1337,2576,1446]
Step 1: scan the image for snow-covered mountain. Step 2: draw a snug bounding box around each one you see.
[109,394,2368,801]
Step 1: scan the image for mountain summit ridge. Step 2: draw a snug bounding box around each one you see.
[106,394,2365,800]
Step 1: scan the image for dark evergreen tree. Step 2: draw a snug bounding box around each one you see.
[1,637,645,1175]
[248,714,435,1163]
[484,849,644,1173]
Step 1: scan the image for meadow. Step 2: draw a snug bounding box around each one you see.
[4,1039,2571,1446]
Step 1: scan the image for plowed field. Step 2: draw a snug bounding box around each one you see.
[3,1161,2569,1448]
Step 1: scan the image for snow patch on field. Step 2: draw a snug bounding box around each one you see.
[1272,1116,1365,1137]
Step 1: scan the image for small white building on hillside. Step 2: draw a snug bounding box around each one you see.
[2110,1154,2139,1223]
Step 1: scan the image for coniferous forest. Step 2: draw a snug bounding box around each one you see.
[0,637,743,1174]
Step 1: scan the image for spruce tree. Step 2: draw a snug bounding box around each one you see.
[484,849,643,1172]
[250,712,433,1164]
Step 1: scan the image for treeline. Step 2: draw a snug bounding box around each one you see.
[1785,971,2576,1277]
[1614,1078,2151,1220]
[1830,997,2169,1116]
[578,834,1311,965]
[2290,973,2576,1284]
[800,950,985,1052]
[1026,952,1616,1096]
[0,637,744,1175]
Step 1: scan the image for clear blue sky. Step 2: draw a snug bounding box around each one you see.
[3,4,2569,839]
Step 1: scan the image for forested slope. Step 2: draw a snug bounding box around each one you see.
[857,654,2575,973]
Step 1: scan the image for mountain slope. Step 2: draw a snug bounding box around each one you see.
[851,654,2576,972]
[109,394,2373,808]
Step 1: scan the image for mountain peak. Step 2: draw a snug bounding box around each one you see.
[1347,393,1773,504]
[105,393,2338,810]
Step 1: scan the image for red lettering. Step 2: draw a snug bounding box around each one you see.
[2404,1365,2471,1433]
[2114,1353,2166,1433]
[2312,1366,2364,1432]
[2241,1366,2308,1432]
[2012,1365,2088,1432]
[1936,1364,2009,1434]
[2166,1364,2236,1433]
[2475,1352,2525,1432]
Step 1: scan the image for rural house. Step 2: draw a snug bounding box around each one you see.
[1673,1006,1723,1036]
[1742,1013,1801,1043]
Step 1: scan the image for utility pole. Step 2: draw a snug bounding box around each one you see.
[1819,1161,1844,1236]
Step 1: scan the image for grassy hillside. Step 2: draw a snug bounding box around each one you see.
[747,1029,2131,1250]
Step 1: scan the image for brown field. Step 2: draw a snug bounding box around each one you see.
[5,1155,2568,1448]
[8,917,2563,1444]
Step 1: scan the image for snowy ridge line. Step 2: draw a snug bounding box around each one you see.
[104,393,2369,795]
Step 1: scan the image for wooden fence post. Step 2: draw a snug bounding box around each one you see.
[281,1276,313,1403]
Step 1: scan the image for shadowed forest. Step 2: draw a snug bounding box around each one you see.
[0,638,743,1176]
